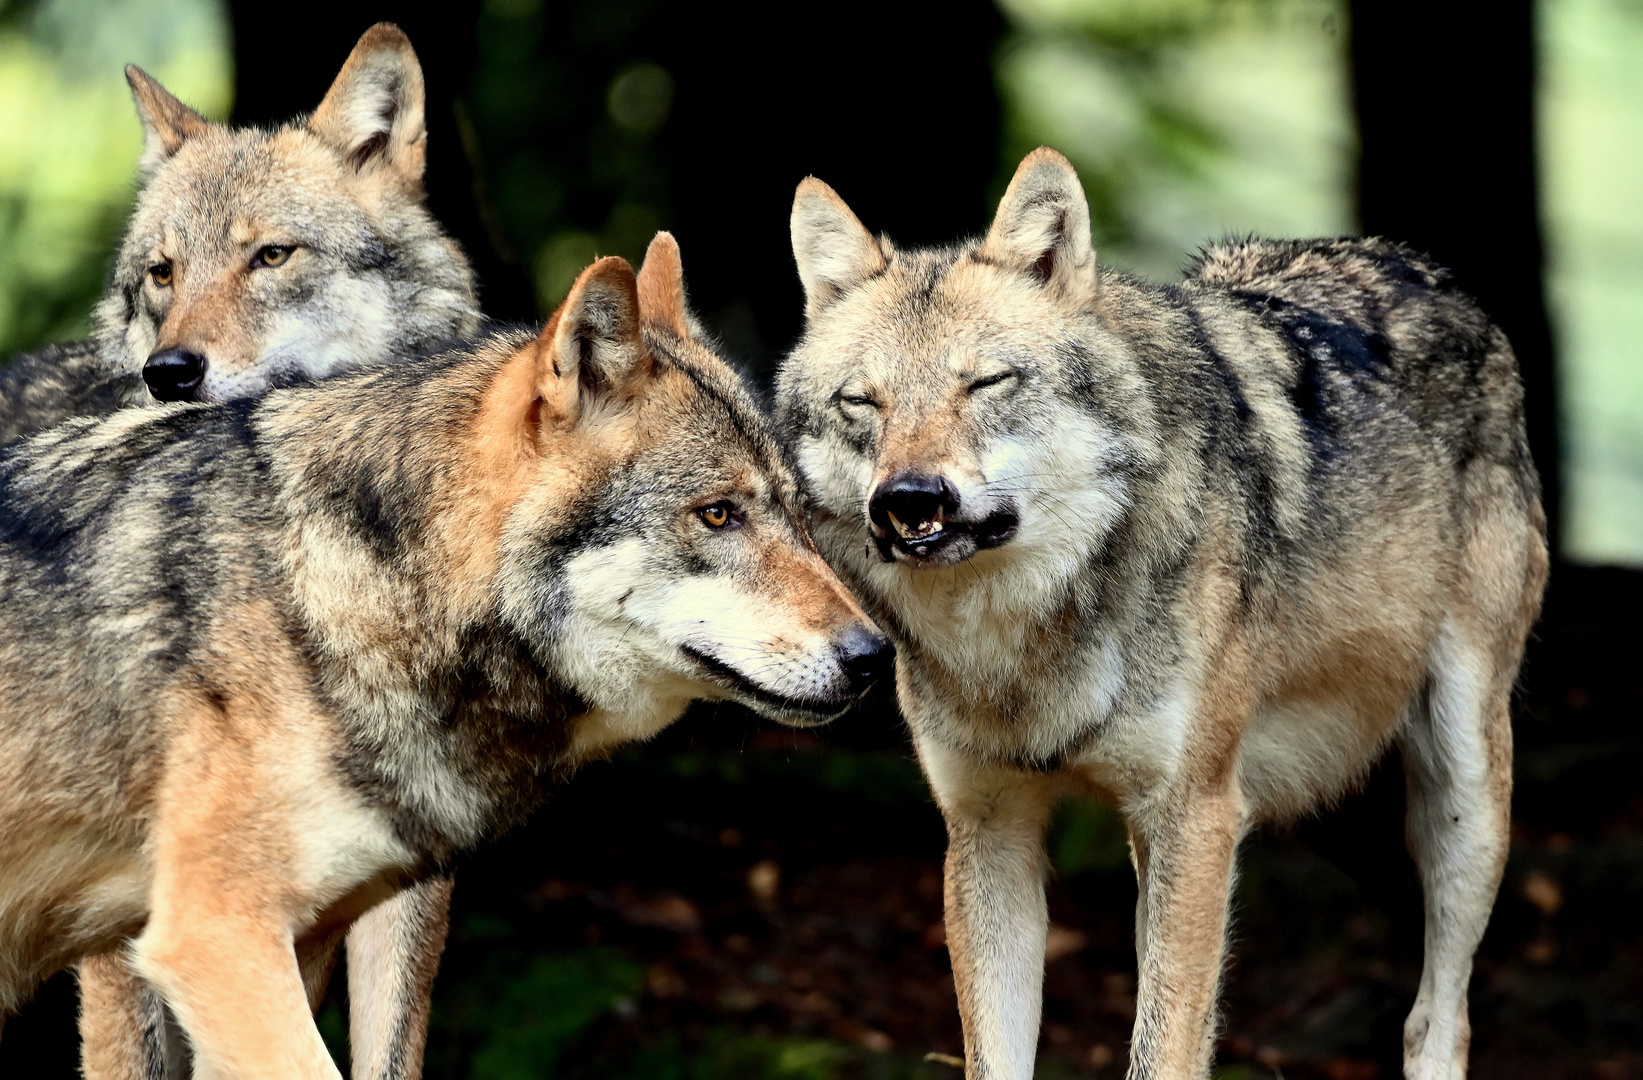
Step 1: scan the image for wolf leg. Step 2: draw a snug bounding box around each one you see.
[346,876,454,1080]
[1126,824,1151,977]
[298,927,346,1015]
[1399,621,1514,1080]
[919,739,1055,1080]
[133,896,341,1080]
[1125,779,1245,1080]
[78,952,188,1080]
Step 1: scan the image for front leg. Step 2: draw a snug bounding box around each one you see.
[79,922,347,1080]
[134,901,340,1080]
[919,738,1057,1080]
[130,708,360,1080]
[347,875,454,1080]
[78,952,187,1080]
[1125,778,1247,1080]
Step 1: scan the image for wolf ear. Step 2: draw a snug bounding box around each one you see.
[125,66,210,177]
[636,232,693,340]
[309,23,427,190]
[533,257,652,427]
[791,178,891,320]
[978,148,1097,300]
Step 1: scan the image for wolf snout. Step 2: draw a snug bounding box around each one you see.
[143,347,208,402]
[869,471,959,542]
[834,624,894,690]
[868,470,1020,563]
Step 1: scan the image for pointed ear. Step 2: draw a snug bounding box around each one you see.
[978,148,1097,300]
[533,257,651,427]
[308,23,427,190]
[791,177,891,320]
[636,231,693,340]
[125,65,210,177]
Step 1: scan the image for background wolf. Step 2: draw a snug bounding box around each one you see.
[0,23,482,1080]
[0,246,890,1079]
[777,148,1547,1079]
[0,22,477,440]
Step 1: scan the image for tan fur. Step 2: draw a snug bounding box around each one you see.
[345,879,451,1080]
[635,231,693,340]
[127,67,210,165]
[79,954,171,1080]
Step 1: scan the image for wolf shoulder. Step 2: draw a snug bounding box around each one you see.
[1181,235,1523,412]
[0,396,278,603]
[1093,236,1537,490]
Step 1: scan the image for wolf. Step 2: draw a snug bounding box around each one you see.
[0,237,891,1079]
[0,21,478,441]
[775,148,1547,1079]
[2,25,485,1079]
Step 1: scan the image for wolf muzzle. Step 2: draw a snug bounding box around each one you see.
[868,470,1019,564]
[834,623,895,689]
[143,348,207,403]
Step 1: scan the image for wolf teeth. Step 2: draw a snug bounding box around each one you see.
[887,509,945,540]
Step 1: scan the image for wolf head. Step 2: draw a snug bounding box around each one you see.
[281,233,891,748]
[776,149,1150,605]
[94,23,478,404]
[491,236,893,737]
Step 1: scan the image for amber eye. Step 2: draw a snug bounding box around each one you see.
[698,502,738,529]
[252,245,293,269]
[149,262,173,287]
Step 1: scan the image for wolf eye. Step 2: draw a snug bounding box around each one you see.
[252,245,294,269]
[837,390,880,413]
[967,369,1019,394]
[149,262,173,287]
[697,502,742,530]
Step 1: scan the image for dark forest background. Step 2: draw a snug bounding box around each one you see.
[4,2,1641,1078]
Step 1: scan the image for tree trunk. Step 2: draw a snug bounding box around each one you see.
[1350,0,1560,551]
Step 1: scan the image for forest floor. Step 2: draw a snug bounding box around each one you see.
[5,565,1640,1079]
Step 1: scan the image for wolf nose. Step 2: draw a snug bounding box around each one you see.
[143,348,207,402]
[835,625,894,690]
[868,472,959,537]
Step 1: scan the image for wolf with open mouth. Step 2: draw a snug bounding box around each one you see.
[776,148,1546,1080]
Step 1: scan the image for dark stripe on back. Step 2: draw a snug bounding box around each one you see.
[1232,292,1395,470]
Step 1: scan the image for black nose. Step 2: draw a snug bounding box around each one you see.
[835,625,894,690]
[868,472,960,537]
[143,347,207,402]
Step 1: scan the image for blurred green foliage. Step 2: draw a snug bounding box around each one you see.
[994,0,1354,279]
[584,1033,849,1080]
[1540,0,1643,564]
[455,950,645,1080]
[1048,798,1131,878]
[0,0,230,356]
[461,0,672,312]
